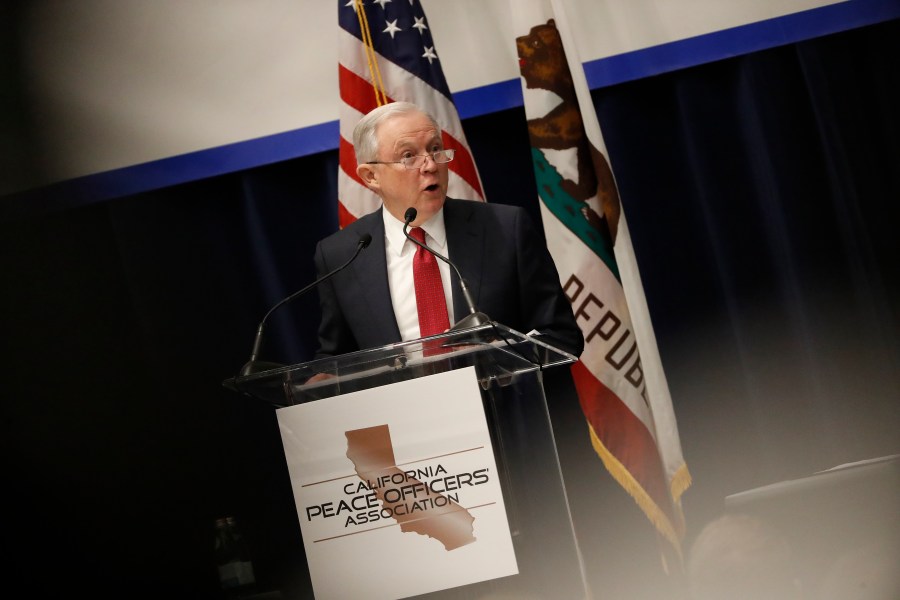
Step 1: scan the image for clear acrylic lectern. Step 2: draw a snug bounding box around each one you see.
[224,323,588,599]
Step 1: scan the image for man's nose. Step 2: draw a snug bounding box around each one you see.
[420,154,437,171]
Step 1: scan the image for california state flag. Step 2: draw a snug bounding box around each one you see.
[511,0,691,562]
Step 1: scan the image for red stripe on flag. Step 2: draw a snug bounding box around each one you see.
[339,137,365,187]
[570,360,676,524]
[338,64,393,116]
[337,200,357,228]
[442,133,484,198]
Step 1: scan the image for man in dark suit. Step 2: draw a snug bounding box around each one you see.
[310,103,588,597]
[313,101,583,359]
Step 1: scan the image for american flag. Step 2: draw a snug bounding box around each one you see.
[338,0,485,228]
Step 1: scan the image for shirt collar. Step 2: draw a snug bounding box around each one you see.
[382,206,447,256]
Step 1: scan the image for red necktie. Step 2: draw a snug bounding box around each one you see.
[409,227,450,337]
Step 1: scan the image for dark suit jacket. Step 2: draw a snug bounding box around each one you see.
[313,198,584,359]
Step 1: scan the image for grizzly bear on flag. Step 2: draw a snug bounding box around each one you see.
[517,19,621,245]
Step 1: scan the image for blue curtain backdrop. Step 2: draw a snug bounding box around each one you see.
[2,18,898,599]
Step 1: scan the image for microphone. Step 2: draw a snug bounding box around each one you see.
[239,233,372,376]
[403,207,490,332]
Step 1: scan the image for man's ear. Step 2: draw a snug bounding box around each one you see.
[356,164,380,192]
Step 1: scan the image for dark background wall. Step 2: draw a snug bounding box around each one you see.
[2,18,898,599]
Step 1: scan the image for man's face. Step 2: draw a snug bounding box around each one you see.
[357,111,449,225]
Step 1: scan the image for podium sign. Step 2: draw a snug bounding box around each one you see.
[278,367,518,599]
[225,324,589,599]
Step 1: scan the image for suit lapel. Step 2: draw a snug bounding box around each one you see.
[348,211,402,343]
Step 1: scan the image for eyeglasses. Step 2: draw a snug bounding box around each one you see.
[366,149,455,170]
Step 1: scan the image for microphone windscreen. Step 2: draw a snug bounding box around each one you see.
[359,233,372,248]
[404,207,417,223]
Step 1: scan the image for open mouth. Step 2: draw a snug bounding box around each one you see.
[424,184,439,192]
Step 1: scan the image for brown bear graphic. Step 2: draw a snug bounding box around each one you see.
[517,19,620,242]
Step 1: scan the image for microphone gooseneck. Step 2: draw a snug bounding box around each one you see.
[402,207,490,332]
[239,233,373,377]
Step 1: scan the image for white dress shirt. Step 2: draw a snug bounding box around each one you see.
[382,207,455,340]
